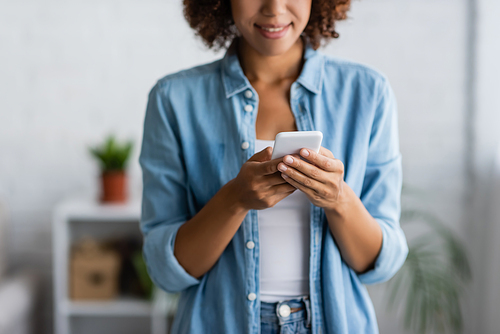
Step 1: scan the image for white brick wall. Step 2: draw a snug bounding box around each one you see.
[0,0,487,333]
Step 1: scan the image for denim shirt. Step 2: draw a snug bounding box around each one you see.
[139,37,409,334]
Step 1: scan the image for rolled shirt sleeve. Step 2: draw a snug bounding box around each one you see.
[138,81,201,293]
[357,78,409,285]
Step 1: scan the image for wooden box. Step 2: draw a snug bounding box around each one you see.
[70,239,121,300]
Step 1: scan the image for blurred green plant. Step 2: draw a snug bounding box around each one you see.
[88,134,133,172]
[385,184,472,334]
[132,250,154,300]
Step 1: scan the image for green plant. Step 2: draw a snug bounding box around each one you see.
[132,250,154,300]
[88,134,134,172]
[385,184,472,334]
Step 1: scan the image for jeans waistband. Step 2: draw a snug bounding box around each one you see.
[260,295,311,328]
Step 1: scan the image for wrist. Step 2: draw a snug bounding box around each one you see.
[220,179,249,216]
[324,180,351,220]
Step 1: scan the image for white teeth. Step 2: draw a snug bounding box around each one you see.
[260,26,285,32]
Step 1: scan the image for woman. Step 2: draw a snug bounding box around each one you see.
[139,0,409,333]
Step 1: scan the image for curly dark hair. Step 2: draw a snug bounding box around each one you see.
[183,0,351,51]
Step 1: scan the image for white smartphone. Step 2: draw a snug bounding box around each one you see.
[271,131,323,160]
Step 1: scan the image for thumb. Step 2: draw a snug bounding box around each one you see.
[248,146,272,162]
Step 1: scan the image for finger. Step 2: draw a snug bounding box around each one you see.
[272,186,298,203]
[257,157,285,175]
[318,146,335,159]
[278,163,324,191]
[248,146,272,162]
[262,172,290,186]
[280,155,329,183]
[269,182,297,195]
[281,173,316,198]
[298,148,339,173]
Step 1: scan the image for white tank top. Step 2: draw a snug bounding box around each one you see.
[255,139,310,302]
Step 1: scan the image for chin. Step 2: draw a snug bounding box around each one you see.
[250,37,300,57]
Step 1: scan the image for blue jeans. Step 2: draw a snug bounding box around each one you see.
[260,295,312,334]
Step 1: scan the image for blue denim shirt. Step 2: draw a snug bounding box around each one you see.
[139,37,409,334]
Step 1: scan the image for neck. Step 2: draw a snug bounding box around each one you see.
[237,36,305,85]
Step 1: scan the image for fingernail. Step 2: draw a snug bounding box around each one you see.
[301,149,309,157]
[284,156,293,164]
[278,163,287,172]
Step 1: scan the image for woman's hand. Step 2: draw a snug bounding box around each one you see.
[277,146,346,213]
[229,146,297,211]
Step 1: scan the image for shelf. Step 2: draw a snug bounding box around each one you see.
[53,197,173,334]
[54,197,141,222]
[61,298,152,317]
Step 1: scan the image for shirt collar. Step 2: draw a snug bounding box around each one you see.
[221,36,324,99]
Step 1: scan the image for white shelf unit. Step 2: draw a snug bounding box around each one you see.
[52,198,178,334]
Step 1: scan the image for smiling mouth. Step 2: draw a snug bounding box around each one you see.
[254,23,291,32]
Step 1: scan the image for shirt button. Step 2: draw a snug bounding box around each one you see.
[247,292,256,301]
[246,241,255,249]
[244,104,254,112]
[244,90,253,98]
[279,304,291,317]
[241,141,249,150]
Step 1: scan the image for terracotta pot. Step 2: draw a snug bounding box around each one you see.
[100,170,127,203]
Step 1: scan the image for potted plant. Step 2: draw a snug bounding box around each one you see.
[88,134,134,204]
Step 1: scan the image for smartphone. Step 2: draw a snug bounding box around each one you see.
[271,131,323,160]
